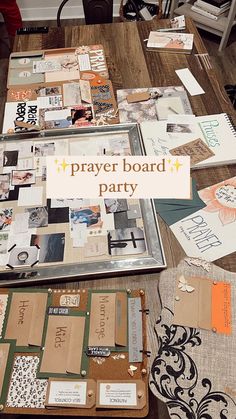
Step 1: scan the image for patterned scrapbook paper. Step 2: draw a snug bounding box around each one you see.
[6,355,47,408]
[0,294,8,336]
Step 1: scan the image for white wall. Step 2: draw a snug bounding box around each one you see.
[16,0,121,20]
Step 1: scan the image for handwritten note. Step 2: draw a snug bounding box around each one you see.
[170,138,215,165]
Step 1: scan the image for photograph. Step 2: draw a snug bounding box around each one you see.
[36,86,62,96]
[107,227,146,256]
[166,123,193,133]
[3,150,19,167]
[0,233,8,254]
[0,208,13,231]
[26,206,48,228]
[104,199,128,214]
[34,142,56,157]
[11,169,36,186]
[0,174,10,200]
[70,206,103,231]
[71,106,93,127]
[30,233,65,263]
[7,246,39,267]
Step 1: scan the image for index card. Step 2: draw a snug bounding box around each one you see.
[18,186,43,206]
[175,68,205,96]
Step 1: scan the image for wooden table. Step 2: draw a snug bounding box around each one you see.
[4,18,236,419]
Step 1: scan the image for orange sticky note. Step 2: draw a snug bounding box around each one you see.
[212,282,231,335]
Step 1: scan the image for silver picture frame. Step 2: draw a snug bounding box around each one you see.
[0,124,166,286]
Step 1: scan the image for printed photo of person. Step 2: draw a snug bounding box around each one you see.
[0,174,10,200]
[71,106,93,127]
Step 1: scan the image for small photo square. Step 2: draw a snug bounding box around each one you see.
[0,208,13,231]
[104,199,128,214]
[0,174,10,200]
[26,206,48,228]
[0,232,9,254]
[70,206,103,231]
[7,246,39,267]
[11,169,36,186]
[3,150,19,167]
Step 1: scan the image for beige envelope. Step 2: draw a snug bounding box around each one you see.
[5,292,48,346]
[88,293,116,347]
[40,315,85,374]
[173,276,212,330]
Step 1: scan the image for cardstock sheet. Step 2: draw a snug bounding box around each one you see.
[4,292,48,346]
[18,186,43,207]
[88,293,116,347]
[175,68,205,96]
[154,179,206,226]
[40,315,85,374]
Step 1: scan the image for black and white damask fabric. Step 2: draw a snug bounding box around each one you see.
[149,260,236,419]
[6,355,47,408]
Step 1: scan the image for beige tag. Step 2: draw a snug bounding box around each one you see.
[96,380,146,409]
[45,378,96,408]
[88,293,116,347]
[169,138,215,165]
[0,342,10,394]
[126,92,151,103]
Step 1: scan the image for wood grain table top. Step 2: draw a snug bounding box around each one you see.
[2,18,236,419]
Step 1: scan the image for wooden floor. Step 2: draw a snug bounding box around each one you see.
[0,17,235,419]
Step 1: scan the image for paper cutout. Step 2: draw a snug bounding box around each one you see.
[178,275,195,292]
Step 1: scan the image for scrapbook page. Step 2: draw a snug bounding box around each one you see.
[0,287,148,416]
[0,125,165,285]
[117,86,193,124]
